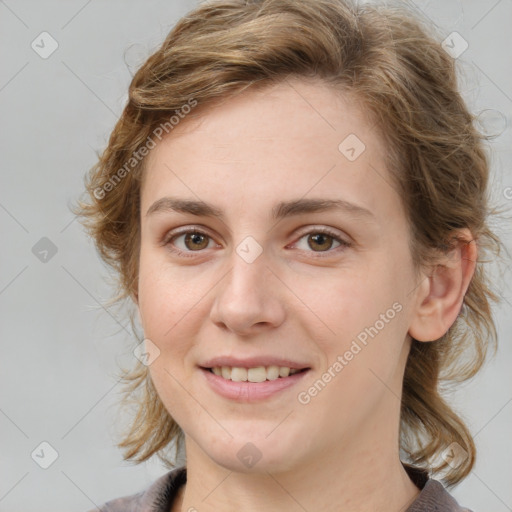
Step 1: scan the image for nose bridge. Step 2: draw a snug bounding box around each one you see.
[223,239,270,304]
[210,236,285,333]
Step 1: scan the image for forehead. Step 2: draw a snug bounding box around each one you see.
[141,78,400,222]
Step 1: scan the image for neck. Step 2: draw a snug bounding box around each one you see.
[173,405,420,512]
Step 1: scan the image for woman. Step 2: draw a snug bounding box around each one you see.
[76,0,501,510]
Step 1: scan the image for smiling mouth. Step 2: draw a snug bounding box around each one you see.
[203,365,309,383]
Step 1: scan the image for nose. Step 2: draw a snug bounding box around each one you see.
[209,247,286,336]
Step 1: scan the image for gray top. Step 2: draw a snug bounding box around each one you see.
[88,464,472,512]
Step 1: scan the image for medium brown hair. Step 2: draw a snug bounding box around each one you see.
[74,0,503,486]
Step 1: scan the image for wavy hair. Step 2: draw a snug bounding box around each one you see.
[74,0,503,486]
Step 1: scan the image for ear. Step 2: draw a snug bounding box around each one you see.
[408,229,477,342]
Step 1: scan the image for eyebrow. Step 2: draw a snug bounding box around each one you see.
[145,196,375,222]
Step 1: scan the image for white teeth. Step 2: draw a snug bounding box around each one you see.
[247,367,267,383]
[230,367,247,382]
[209,365,305,381]
[279,366,290,377]
[266,365,280,380]
[221,366,231,379]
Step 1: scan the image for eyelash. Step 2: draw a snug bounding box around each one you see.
[162,226,352,259]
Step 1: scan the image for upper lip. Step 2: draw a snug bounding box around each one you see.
[200,356,310,370]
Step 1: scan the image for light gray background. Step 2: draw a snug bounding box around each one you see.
[1,1,511,511]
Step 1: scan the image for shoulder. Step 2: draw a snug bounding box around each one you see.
[86,464,473,512]
[404,463,473,512]
[86,466,186,512]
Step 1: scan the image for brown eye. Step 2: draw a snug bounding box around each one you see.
[292,228,351,256]
[183,232,210,251]
[165,229,216,255]
[307,233,335,252]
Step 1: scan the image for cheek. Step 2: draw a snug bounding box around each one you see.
[299,253,410,384]
[137,252,195,351]
[138,246,193,314]
[295,258,395,335]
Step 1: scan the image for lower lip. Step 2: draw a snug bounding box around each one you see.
[200,367,310,402]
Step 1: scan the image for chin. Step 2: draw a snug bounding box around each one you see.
[195,429,307,474]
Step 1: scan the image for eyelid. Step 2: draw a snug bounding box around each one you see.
[161,225,214,244]
[292,225,350,244]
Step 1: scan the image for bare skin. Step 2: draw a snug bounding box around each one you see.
[135,77,476,512]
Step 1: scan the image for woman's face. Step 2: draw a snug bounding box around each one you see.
[137,78,425,473]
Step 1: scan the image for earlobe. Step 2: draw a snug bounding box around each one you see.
[408,231,477,343]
